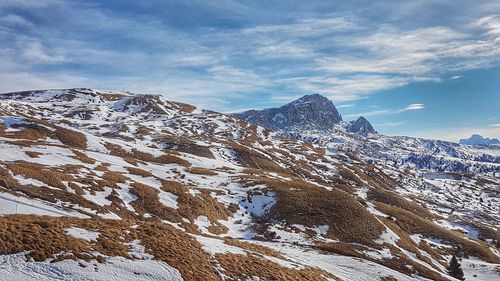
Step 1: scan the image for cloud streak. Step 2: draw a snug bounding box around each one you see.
[346,103,425,118]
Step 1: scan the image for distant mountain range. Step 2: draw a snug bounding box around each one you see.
[459,134,500,145]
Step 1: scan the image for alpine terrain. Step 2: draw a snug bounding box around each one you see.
[0,89,498,281]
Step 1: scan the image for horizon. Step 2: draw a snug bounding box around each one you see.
[1,0,499,140]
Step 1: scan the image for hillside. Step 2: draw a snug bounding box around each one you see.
[0,89,498,280]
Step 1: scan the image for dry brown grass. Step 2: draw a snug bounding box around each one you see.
[134,222,220,281]
[0,215,131,262]
[338,166,363,186]
[224,238,286,259]
[315,241,367,258]
[187,167,218,176]
[55,127,87,149]
[242,176,385,245]
[160,179,189,195]
[215,253,338,281]
[155,135,215,159]
[0,166,19,188]
[232,144,289,174]
[94,163,110,172]
[126,167,153,178]
[6,161,73,189]
[176,189,232,234]
[102,171,129,185]
[129,182,181,222]
[368,188,433,218]
[104,143,192,167]
[376,202,500,263]
[24,151,42,158]
[71,149,96,164]
[155,154,192,167]
[378,245,450,281]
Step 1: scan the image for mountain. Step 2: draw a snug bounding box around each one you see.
[348,116,377,134]
[0,88,499,280]
[459,134,500,145]
[232,93,342,131]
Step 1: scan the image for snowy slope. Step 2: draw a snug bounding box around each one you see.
[0,89,498,281]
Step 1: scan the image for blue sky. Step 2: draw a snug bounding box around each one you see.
[0,0,499,141]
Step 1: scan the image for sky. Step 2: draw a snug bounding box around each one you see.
[0,0,499,141]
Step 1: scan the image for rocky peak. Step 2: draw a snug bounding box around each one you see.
[348,116,376,134]
[232,94,342,131]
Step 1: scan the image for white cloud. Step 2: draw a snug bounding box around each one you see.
[374,121,406,127]
[1,14,33,29]
[346,103,425,118]
[21,41,66,63]
[401,103,425,111]
[242,17,359,37]
[0,0,59,8]
[476,15,500,36]
[254,41,314,59]
[336,103,354,108]
[490,123,500,127]
[310,20,500,100]
[450,75,463,80]
[288,74,416,102]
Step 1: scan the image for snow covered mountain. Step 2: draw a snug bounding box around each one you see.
[459,134,500,146]
[0,89,498,281]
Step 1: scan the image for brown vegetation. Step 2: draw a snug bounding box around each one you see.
[215,253,338,281]
[126,167,154,178]
[376,202,500,263]
[24,151,42,158]
[242,175,385,245]
[368,188,433,218]
[55,127,87,149]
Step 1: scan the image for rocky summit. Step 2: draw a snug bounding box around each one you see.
[348,116,377,134]
[232,93,342,131]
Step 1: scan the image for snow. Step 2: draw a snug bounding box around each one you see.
[115,183,138,212]
[83,187,113,206]
[158,191,179,209]
[194,215,211,234]
[258,242,428,281]
[0,116,28,131]
[65,227,100,242]
[0,253,183,281]
[462,257,500,280]
[0,192,88,218]
[125,240,154,260]
[240,192,276,217]
[1,88,499,280]
[362,248,393,260]
[194,235,245,255]
[435,219,480,238]
[375,229,400,245]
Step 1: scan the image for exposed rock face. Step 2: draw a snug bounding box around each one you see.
[232,94,342,131]
[459,134,500,145]
[348,116,376,134]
